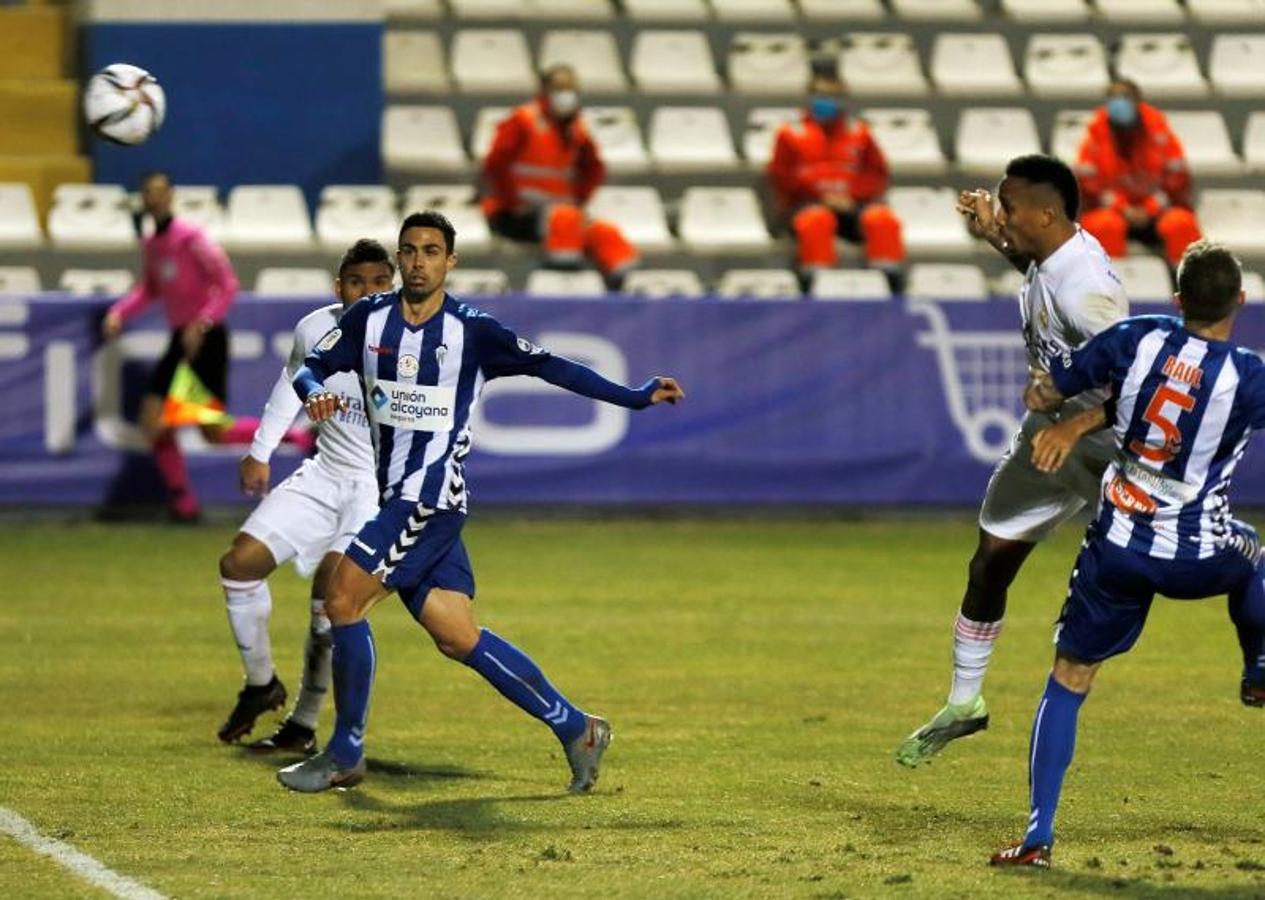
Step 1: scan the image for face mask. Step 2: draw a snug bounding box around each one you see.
[548,89,580,118]
[809,95,843,124]
[1106,96,1138,128]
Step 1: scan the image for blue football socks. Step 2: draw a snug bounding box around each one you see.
[1025,675,1087,849]
[327,620,376,769]
[464,628,587,745]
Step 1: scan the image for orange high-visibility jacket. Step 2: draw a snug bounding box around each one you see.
[480,100,605,218]
[1075,103,1193,216]
[767,113,890,214]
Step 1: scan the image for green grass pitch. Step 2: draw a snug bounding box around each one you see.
[2,518,1264,899]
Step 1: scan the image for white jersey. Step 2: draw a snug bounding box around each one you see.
[249,303,374,477]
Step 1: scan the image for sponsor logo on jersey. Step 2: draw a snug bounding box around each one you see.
[368,344,394,356]
[435,343,448,366]
[316,328,342,352]
[398,354,419,377]
[517,337,546,355]
[367,378,455,432]
[1106,474,1158,515]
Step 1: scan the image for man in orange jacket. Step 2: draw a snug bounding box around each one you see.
[767,72,905,286]
[481,64,637,288]
[1075,79,1201,266]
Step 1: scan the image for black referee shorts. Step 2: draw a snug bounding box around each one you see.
[146,323,229,401]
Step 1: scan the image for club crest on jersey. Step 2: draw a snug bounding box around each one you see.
[316,328,342,352]
[517,337,545,355]
[398,354,419,377]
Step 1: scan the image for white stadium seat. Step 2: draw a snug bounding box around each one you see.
[584,106,650,174]
[1188,0,1265,24]
[451,30,535,94]
[678,187,772,254]
[539,30,628,94]
[729,33,811,97]
[449,0,519,16]
[383,105,467,173]
[931,34,1023,97]
[444,268,510,295]
[742,107,800,169]
[891,0,981,21]
[989,268,1026,299]
[586,186,674,253]
[254,268,333,297]
[955,108,1041,177]
[632,30,722,94]
[59,269,134,297]
[1096,0,1185,23]
[315,185,399,253]
[48,184,134,251]
[1199,189,1265,255]
[523,0,614,19]
[1209,35,1265,97]
[223,185,314,252]
[907,263,988,301]
[839,33,929,97]
[1024,34,1110,99]
[1115,34,1209,99]
[863,108,948,176]
[710,0,796,21]
[1244,112,1265,173]
[403,185,492,254]
[383,31,448,94]
[169,186,225,244]
[470,106,511,160]
[649,107,739,172]
[0,266,41,295]
[1166,111,1242,177]
[384,0,444,19]
[1001,0,1089,21]
[622,269,706,298]
[1111,256,1173,304]
[525,270,607,298]
[0,183,42,249]
[717,269,800,300]
[886,187,973,257]
[811,268,892,300]
[799,0,885,21]
[622,0,709,20]
[1244,270,1265,303]
[1050,109,1093,164]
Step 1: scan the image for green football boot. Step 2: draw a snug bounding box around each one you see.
[895,695,989,768]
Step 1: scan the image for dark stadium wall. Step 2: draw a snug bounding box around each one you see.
[84,22,382,208]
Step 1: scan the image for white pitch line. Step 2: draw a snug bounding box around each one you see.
[0,807,167,900]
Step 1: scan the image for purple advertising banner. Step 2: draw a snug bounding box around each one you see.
[5,294,1265,508]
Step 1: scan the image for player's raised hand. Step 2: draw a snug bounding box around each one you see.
[303,390,346,423]
[956,189,996,240]
[650,376,685,406]
[101,311,123,341]
[239,455,271,497]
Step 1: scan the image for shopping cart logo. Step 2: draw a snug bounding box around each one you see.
[910,301,1027,464]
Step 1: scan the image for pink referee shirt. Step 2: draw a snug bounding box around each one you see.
[109,217,239,329]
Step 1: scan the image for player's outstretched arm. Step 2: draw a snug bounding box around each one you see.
[535,356,685,410]
[1031,405,1108,474]
[956,189,1030,273]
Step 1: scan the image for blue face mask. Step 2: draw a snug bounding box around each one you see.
[1106,96,1138,128]
[809,95,843,124]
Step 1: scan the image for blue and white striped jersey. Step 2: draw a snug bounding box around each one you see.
[1051,315,1265,559]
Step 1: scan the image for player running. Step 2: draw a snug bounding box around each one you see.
[216,240,395,752]
[897,155,1129,767]
[277,211,685,793]
[991,241,1265,867]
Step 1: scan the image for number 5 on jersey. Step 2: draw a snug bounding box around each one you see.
[1129,384,1197,463]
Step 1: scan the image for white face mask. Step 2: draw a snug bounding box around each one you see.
[548,89,580,118]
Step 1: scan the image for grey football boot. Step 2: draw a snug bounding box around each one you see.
[564,715,613,793]
[277,748,366,793]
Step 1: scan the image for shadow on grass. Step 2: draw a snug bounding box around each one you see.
[234,749,491,786]
[998,867,1265,898]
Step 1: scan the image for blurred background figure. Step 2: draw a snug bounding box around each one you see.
[480,63,638,290]
[1075,79,1201,268]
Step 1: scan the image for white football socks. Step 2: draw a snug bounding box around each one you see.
[948,612,1003,706]
[222,577,274,687]
[288,599,333,730]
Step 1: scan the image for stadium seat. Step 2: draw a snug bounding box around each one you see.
[58,269,134,297]
[622,269,706,298]
[622,0,709,20]
[1050,109,1093,163]
[649,107,740,171]
[586,186,674,252]
[0,183,41,249]
[315,185,399,253]
[451,30,535,94]
[1188,0,1265,24]
[1001,0,1090,21]
[525,269,607,297]
[742,107,800,169]
[448,0,519,16]
[1024,34,1110,99]
[863,108,948,176]
[523,0,614,19]
[1199,189,1265,255]
[0,266,40,295]
[255,268,333,297]
[798,0,885,21]
[1244,269,1265,302]
[171,186,225,244]
[1111,256,1173,304]
[1245,112,1265,173]
[383,31,448,94]
[886,187,974,257]
[1165,111,1242,177]
[223,186,314,252]
[539,30,628,94]
[584,106,650,174]
[47,184,134,251]
[402,185,492,253]
[989,267,1026,299]
[632,30,722,94]
[678,187,772,254]
[1209,35,1265,97]
[907,263,988,301]
[470,106,511,160]
[891,0,981,21]
[1115,34,1209,99]
[1095,0,1185,23]
[383,0,444,20]
[931,34,1022,97]
[382,105,467,173]
[444,268,510,296]
[839,33,929,97]
[729,33,811,97]
[810,268,892,300]
[711,0,796,20]
[717,269,800,300]
[955,108,1041,177]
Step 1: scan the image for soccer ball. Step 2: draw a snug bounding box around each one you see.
[83,63,166,146]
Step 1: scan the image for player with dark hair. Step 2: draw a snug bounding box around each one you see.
[991,240,1265,867]
[276,211,685,793]
[897,154,1130,767]
[215,239,395,752]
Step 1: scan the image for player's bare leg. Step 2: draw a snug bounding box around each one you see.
[217,534,287,742]
[896,531,1034,767]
